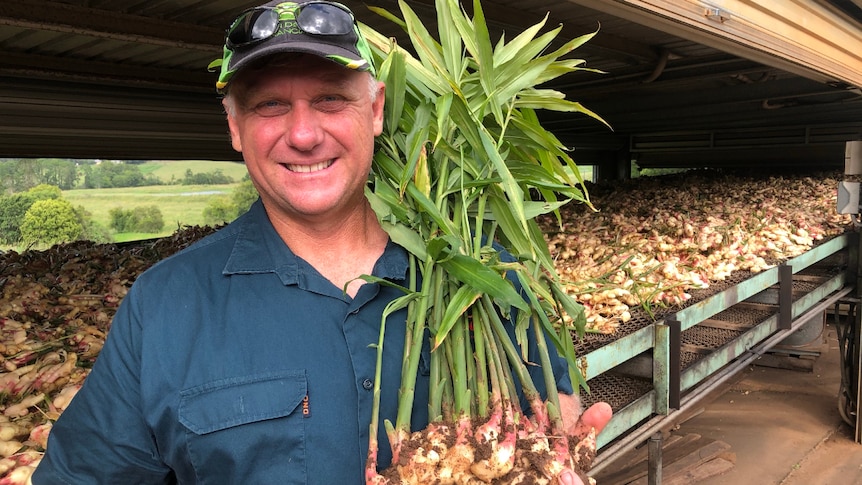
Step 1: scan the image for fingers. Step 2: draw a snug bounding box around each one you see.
[568,401,613,439]
[558,393,583,433]
[558,469,585,485]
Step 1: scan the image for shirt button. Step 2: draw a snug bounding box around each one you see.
[362,378,374,390]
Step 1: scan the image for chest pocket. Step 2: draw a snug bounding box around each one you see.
[179,371,308,484]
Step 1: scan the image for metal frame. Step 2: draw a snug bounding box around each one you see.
[590,233,854,474]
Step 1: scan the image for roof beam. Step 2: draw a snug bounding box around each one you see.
[396,0,663,62]
[0,0,223,52]
[0,51,215,91]
[567,0,862,88]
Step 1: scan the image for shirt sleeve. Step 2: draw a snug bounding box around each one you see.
[32,286,173,484]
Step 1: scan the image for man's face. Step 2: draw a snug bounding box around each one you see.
[225,54,385,225]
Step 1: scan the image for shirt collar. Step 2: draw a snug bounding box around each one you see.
[222,200,409,284]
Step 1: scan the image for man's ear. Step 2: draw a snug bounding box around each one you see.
[372,81,386,137]
[223,99,243,153]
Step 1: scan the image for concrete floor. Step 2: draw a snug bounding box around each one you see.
[669,322,862,484]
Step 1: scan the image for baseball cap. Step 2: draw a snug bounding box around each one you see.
[211,1,376,93]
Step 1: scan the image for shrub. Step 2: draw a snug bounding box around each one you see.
[202,197,237,226]
[74,205,112,243]
[0,192,37,244]
[231,178,259,216]
[20,199,83,246]
[201,179,259,226]
[109,205,165,233]
[27,184,62,200]
[133,206,164,233]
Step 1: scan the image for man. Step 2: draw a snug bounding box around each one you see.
[33,1,610,483]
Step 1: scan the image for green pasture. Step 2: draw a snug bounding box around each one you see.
[64,183,242,239]
[61,160,251,240]
[137,160,248,182]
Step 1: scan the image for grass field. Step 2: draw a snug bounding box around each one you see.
[61,161,251,242]
[137,160,248,183]
[64,183,243,239]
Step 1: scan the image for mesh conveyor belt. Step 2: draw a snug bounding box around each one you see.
[580,372,653,411]
[576,262,846,412]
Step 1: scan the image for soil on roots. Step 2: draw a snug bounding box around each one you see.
[378,414,596,484]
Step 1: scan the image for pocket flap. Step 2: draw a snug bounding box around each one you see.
[179,371,306,435]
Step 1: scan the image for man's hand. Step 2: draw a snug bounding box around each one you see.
[557,393,613,485]
[559,393,613,439]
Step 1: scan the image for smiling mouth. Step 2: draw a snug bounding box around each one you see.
[285,160,334,173]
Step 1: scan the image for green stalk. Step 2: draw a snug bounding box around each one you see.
[476,303,510,404]
[481,295,541,403]
[531,312,565,431]
[428,267,446,421]
[393,257,436,433]
[472,306,490,418]
[448,313,470,416]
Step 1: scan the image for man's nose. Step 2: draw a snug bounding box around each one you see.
[284,104,323,151]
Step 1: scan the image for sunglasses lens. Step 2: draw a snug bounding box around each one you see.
[297,3,354,36]
[228,9,279,47]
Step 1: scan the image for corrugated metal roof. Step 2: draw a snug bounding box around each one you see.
[1,0,861,169]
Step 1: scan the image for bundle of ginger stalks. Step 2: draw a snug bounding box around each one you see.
[360,0,605,483]
[542,170,851,334]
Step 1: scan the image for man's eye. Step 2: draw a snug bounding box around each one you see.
[315,95,347,111]
[254,100,290,116]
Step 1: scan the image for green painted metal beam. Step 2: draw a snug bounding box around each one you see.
[597,391,656,448]
[580,325,655,380]
[681,272,848,391]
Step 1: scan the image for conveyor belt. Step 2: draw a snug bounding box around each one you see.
[577,234,853,459]
[582,264,845,411]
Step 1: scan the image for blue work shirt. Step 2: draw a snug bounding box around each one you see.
[33,200,572,485]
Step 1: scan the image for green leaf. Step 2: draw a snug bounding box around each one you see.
[366,182,412,224]
[437,0,465,82]
[433,285,481,348]
[399,0,453,91]
[380,42,408,137]
[493,13,549,66]
[380,220,428,260]
[439,253,528,313]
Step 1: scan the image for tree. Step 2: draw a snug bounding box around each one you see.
[109,205,164,233]
[20,199,83,246]
[231,178,259,215]
[201,178,259,226]
[27,184,62,200]
[202,197,236,226]
[0,159,79,192]
[83,161,156,188]
[74,205,112,244]
[34,159,79,190]
[181,169,234,185]
[0,192,36,244]
[132,206,164,233]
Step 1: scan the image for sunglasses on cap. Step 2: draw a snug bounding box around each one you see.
[226,1,357,50]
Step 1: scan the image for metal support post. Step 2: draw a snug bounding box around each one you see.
[855,302,862,443]
[667,314,681,410]
[648,432,663,485]
[778,263,793,330]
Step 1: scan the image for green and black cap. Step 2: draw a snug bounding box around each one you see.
[211,1,375,93]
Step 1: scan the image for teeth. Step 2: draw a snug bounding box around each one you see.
[287,160,333,173]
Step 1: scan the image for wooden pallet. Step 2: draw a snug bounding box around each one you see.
[594,433,735,485]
